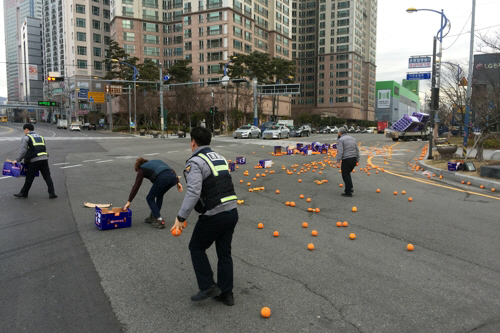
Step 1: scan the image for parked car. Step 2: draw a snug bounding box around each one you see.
[365,127,376,134]
[262,125,290,139]
[88,123,97,130]
[354,126,361,133]
[289,125,311,137]
[318,126,332,134]
[330,126,339,133]
[348,126,356,133]
[310,127,318,134]
[259,121,277,133]
[69,124,81,131]
[233,125,261,139]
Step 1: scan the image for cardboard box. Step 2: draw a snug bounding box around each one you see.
[236,156,246,164]
[274,146,282,154]
[259,159,272,168]
[95,207,132,230]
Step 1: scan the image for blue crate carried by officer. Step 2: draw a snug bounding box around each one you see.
[95,207,132,230]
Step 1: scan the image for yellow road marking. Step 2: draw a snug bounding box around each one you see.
[367,155,500,201]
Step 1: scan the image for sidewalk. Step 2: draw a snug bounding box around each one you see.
[417,149,500,190]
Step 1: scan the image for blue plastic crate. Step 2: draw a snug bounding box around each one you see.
[236,156,246,164]
[95,207,132,230]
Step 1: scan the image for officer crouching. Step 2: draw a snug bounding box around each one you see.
[171,127,238,306]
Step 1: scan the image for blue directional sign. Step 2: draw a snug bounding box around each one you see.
[78,88,89,99]
[89,97,94,102]
[163,75,170,81]
[406,72,431,80]
[28,109,34,112]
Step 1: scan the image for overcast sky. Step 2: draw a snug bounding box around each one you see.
[1,0,499,100]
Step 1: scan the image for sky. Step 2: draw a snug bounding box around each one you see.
[1,0,500,101]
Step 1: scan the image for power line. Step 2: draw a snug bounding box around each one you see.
[444,23,500,39]
[443,13,472,50]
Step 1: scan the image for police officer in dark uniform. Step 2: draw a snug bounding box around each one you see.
[171,127,238,306]
[7,123,57,199]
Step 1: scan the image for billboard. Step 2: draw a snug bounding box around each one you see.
[473,53,500,85]
[377,90,391,108]
[408,57,431,68]
[29,65,38,80]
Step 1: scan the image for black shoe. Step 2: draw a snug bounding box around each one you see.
[342,192,353,197]
[14,193,28,198]
[191,285,222,302]
[49,194,58,199]
[213,292,234,306]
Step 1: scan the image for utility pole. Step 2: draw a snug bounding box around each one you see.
[211,88,215,136]
[159,63,165,134]
[428,36,438,159]
[253,77,258,126]
[463,0,476,158]
[128,84,132,133]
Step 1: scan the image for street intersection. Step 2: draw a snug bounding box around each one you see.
[1,123,499,333]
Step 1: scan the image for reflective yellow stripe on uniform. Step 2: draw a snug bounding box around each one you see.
[198,153,228,176]
[220,195,237,203]
[27,134,45,146]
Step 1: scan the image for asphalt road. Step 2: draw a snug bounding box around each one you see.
[1,123,500,333]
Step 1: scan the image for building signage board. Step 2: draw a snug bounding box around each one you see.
[409,57,431,68]
[377,90,391,108]
[78,88,89,99]
[406,73,431,80]
[88,92,105,103]
[104,85,123,95]
[29,65,38,80]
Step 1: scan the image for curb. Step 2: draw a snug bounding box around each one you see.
[417,159,500,190]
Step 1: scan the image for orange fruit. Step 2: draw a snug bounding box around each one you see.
[342,221,348,227]
[261,307,271,318]
[352,206,357,212]
[276,190,280,194]
[299,194,304,199]
[461,180,465,184]
[376,189,381,193]
[258,223,264,229]
[349,233,356,240]
[298,179,302,183]
[307,208,313,212]
[247,182,251,186]
[492,188,496,192]
[376,171,378,174]
[339,184,343,187]
[315,208,320,213]
[306,198,311,202]
[480,185,484,189]
[171,228,182,236]
[467,182,471,186]
[311,230,318,236]
[240,180,243,183]
[253,178,257,181]
[408,197,413,202]
[394,191,398,195]
[256,173,260,178]
[307,243,315,250]
[402,190,406,195]
[273,231,279,237]
[290,202,296,207]
[336,221,342,227]
[407,244,414,251]
[302,222,308,228]
[285,201,290,206]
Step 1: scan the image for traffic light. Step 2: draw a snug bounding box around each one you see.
[47,76,64,82]
[214,106,219,116]
[209,106,214,115]
[157,107,161,117]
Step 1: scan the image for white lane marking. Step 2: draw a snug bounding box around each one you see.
[116,156,136,159]
[53,162,70,166]
[0,176,13,180]
[96,160,113,164]
[216,145,225,147]
[230,144,237,146]
[185,149,192,151]
[83,159,102,162]
[60,164,82,169]
[167,151,179,153]
[144,153,159,156]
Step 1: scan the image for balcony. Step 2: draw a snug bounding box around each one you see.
[207,54,223,61]
[184,32,192,38]
[207,29,222,36]
[142,1,159,8]
[143,14,159,20]
[184,8,192,13]
[207,41,223,48]
[207,1,223,9]
[207,15,223,22]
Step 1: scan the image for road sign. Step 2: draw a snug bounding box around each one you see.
[409,56,432,68]
[88,92,105,103]
[458,77,468,86]
[104,85,123,95]
[38,101,58,106]
[163,75,170,81]
[406,73,431,80]
[28,109,34,112]
[258,84,300,95]
[78,88,89,99]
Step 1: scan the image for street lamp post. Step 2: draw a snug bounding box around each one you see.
[222,58,234,134]
[407,7,450,159]
[111,59,139,134]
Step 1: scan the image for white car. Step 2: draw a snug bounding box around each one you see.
[233,125,261,139]
[330,126,339,133]
[262,125,290,139]
[69,124,81,131]
[365,127,376,134]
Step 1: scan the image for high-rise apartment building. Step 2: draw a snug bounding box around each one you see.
[19,17,44,104]
[3,0,42,101]
[110,0,292,82]
[291,0,377,121]
[42,0,111,119]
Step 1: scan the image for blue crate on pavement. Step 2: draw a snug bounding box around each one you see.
[229,162,236,172]
[95,207,132,230]
[236,156,246,164]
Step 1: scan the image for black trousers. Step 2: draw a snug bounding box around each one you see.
[146,170,177,218]
[341,157,357,194]
[21,159,55,195]
[189,209,238,294]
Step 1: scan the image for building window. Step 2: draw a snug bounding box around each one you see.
[199,66,205,74]
[104,23,110,32]
[233,40,243,51]
[104,36,111,45]
[143,34,160,44]
[76,18,86,27]
[77,46,87,55]
[93,33,102,43]
[92,6,100,16]
[143,22,159,32]
[122,7,134,17]
[122,32,134,42]
[94,61,103,71]
[143,46,160,56]
[123,44,135,54]
[103,9,110,19]
[76,32,86,41]
[76,4,85,13]
[77,60,87,69]
[122,20,134,29]
[93,47,102,57]
[92,20,101,30]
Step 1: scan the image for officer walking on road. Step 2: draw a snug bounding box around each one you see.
[336,127,360,197]
[171,127,238,306]
[6,124,57,199]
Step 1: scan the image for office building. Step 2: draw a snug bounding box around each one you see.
[290,0,377,121]
[3,0,42,101]
[19,17,44,104]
